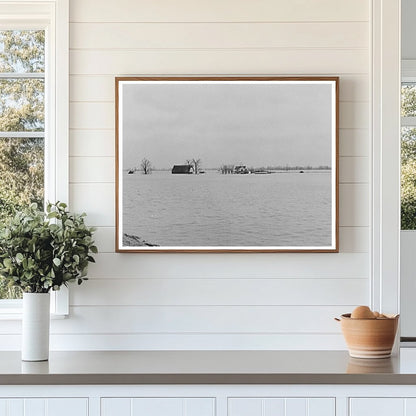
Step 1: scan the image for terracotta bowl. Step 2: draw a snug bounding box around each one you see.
[337,313,399,359]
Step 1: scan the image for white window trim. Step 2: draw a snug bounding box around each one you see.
[401,61,416,127]
[0,0,69,317]
[371,0,401,321]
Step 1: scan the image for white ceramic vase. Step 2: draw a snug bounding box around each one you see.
[22,292,50,361]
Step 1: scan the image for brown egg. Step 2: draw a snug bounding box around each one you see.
[373,311,380,318]
[351,305,376,319]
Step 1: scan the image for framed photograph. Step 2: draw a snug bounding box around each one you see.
[115,77,339,253]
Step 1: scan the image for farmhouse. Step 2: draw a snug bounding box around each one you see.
[171,164,194,174]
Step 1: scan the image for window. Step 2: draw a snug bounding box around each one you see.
[0,29,45,299]
[401,63,416,230]
[0,0,69,314]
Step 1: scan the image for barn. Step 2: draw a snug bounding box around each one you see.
[171,164,194,174]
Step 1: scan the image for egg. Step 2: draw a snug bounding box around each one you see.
[373,311,380,318]
[351,305,376,319]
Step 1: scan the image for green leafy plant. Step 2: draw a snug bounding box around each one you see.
[0,202,97,293]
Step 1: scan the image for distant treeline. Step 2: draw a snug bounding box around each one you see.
[265,165,331,171]
[219,164,331,174]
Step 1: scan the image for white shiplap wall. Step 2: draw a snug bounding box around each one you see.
[44,0,371,350]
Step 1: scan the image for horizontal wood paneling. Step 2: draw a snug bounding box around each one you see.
[50,305,353,334]
[70,49,368,76]
[69,0,369,23]
[339,157,368,183]
[69,75,369,103]
[339,129,369,157]
[86,252,369,279]
[339,226,369,252]
[45,0,374,352]
[70,157,114,183]
[69,183,114,226]
[0,306,354,335]
[70,278,367,306]
[70,130,115,157]
[339,184,369,227]
[70,22,368,50]
[0,333,347,350]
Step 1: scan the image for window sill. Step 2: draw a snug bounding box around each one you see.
[0,287,69,318]
[0,312,68,320]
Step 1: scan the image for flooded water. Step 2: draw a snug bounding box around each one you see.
[122,170,332,247]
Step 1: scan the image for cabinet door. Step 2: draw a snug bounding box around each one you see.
[350,398,416,416]
[101,398,215,416]
[0,398,88,416]
[228,398,335,416]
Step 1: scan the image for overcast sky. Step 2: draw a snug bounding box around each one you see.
[121,81,333,170]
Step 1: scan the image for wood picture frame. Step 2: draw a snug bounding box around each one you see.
[115,76,339,253]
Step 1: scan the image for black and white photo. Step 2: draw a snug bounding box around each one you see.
[116,77,339,252]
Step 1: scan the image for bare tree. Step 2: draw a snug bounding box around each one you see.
[140,158,152,175]
[192,158,201,175]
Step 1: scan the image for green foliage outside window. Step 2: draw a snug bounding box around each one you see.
[401,83,416,230]
[0,30,45,298]
[401,128,416,229]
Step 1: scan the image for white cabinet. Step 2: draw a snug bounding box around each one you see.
[0,398,88,416]
[101,397,215,416]
[350,398,416,416]
[228,398,335,416]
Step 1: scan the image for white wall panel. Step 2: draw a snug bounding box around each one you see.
[49,305,353,334]
[339,129,369,157]
[339,102,369,129]
[47,0,374,351]
[70,49,368,76]
[339,227,369,252]
[70,75,369,103]
[339,157,369,183]
[70,157,114,183]
[339,184,369,227]
[69,183,114,226]
[69,130,114,157]
[70,278,367,306]
[70,22,368,50]
[69,0,369,23]
[0,332,347,351]
[86,252,369,279]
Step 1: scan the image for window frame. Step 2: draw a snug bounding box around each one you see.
[0,0,69,316]
[402,61,416,128]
